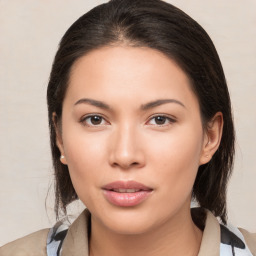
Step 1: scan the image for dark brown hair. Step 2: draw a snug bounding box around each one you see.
[47,0,235,224]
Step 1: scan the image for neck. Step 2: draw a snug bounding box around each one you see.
[89,207,203,256]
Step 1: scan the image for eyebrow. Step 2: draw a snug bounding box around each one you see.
[74,98,110,110]
[141,99,185,110]
[74,98,185,110]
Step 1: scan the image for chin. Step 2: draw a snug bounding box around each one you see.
[93,205,162,235]
[105,218,156,235]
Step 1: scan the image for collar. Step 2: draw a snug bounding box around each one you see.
[198,209,220,256]
[61,209,90,256]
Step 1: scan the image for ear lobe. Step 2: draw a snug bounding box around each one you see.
[199,112,223,165]
[52,113,67,165]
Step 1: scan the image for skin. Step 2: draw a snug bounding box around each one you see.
[56,46,223,256]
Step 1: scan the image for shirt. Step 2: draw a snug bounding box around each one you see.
[1,208,256,256]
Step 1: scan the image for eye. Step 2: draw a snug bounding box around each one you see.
[147,115,176,126]
[80,115,108,126]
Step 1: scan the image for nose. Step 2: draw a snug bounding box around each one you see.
[108,124,145,170]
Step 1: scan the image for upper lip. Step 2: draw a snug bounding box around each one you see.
[102,180,153,191]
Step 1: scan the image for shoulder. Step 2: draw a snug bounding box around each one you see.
[0,228,49,256]
[239,228,256,254]
[195,208,256,256]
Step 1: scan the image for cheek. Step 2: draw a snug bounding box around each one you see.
[62,127,109,194]
[149,124,203,165]
[147,124,203,192]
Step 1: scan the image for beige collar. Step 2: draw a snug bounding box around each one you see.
[61,209,90,256]
[198,210,220,256]
[62,209,220,256]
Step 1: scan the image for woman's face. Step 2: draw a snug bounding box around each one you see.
[57,46,211,234]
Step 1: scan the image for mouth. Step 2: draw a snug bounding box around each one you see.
[102,181,153,207]
[109,188,143,193]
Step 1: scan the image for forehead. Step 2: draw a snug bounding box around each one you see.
[69,45,187,85]
[66,46,198,110]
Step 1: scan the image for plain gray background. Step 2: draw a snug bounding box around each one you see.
[0,0,255,246]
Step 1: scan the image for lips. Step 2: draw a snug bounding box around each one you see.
[111,188,141,193]
[102,181,153,207]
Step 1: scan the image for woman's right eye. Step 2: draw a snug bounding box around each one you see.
[81,115,108,126]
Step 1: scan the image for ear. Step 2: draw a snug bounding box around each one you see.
[52,112,67,165]
[199,112,223,165]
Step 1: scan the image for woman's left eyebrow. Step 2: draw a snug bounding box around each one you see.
[141,99,186,110]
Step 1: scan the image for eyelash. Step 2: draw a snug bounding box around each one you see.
[80,114,109,127]
[147,114,176,126]
[80,114,176,127]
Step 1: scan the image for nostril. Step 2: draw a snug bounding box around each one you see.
[112,161,140,170]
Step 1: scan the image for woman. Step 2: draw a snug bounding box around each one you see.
[1,0,255,255]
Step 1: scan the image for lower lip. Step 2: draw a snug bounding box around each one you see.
[103,190,152,207]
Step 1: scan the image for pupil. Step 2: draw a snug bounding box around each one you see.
[91,116,102,125]
[155,116,166,125]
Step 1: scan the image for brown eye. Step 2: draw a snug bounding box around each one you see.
[81,115,108,126]
[154,116,167,125]
[147,115,176,126]
[90,115,102,125]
